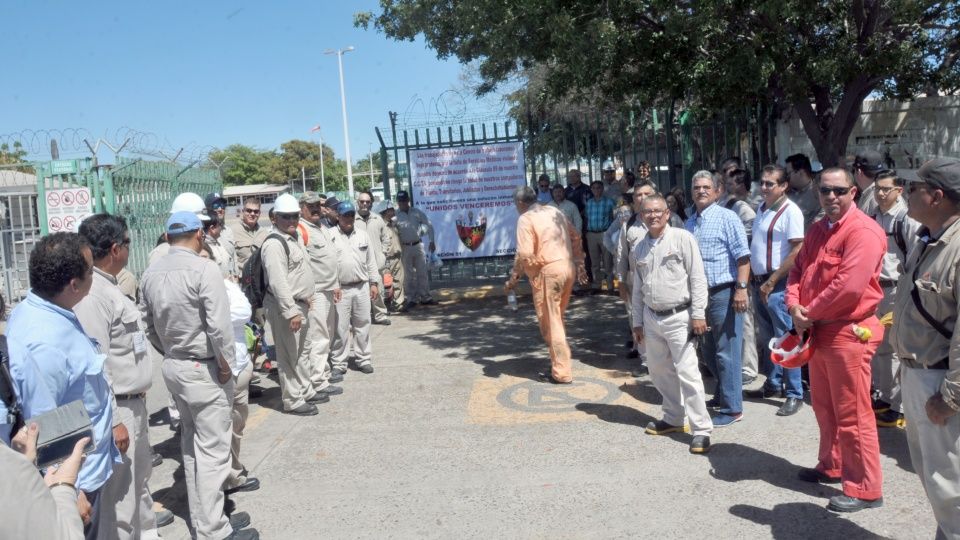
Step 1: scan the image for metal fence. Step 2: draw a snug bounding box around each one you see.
[0,189,41,303]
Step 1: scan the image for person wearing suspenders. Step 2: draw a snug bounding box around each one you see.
[869,171,920,428]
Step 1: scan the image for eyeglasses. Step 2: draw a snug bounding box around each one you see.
[243,208,261,214]
[875,186,901,195]
[641,209,666,216]
[819,186,851,196]
[357,200,373,205]
[276,213,299,220]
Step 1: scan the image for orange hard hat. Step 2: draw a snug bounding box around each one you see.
[769,329,814,369]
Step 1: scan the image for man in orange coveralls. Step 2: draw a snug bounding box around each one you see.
[506,186,588,383]
[785,167,887,513]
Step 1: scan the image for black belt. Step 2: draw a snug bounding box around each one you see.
[650,302,691,318]
[341,281,363,287]
[903,357,949,370]
[751,273,771,285]
[401,240,421,246]
[879,279,897,288]
[708,282,735,295]
[114,392,146,401]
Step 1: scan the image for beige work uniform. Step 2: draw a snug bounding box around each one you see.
[890,218,960,538]
[330,226,379,370]
[395,206,434,303]
[631,225,713,436]
[230,222,270,271]
[299,218,340,392]
[0,443,84,540]
[871,200,921,413]
[513,204,585,383]
[357,211,391,322]
[261,229,318,411]
[74,268,156,540]
[382,222,406,307]
[139,247,235,540]
[615,215,648,327]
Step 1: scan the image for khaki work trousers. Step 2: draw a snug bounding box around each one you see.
[307,289,336,389]
[531,260,575,383]
[585,231,613,289]
[226,362,253,489]
[642,306,713,436]
[370,271,389,322]
[742,288,759,379]
[401,242,431,302]
[162,358,234,540]
[331,283,372,371]
[98,397,158,540]
[385,256,405,307]
[872,286,902,412]
[902,366,960,539]
[264,294,317,411]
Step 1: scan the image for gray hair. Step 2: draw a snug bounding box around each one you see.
[513,185,537,205]
[691,170,718,189]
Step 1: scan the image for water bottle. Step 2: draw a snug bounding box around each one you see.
[507,291,518,312]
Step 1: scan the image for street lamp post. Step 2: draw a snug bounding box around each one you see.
[325,46,355,197]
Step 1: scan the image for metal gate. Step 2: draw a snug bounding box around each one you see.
[0,188,41,304]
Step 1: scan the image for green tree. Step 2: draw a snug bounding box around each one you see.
[357,1,959,167]
[208,144,279,186]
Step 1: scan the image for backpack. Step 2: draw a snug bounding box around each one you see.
[240,233,289,310]
[0,335,24,435]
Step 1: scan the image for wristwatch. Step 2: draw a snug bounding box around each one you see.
[735,281,749,290]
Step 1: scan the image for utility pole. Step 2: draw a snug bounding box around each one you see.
[301,166,307,192]
[325,46,356,197]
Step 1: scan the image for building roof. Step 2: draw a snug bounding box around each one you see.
[222,184,290,198]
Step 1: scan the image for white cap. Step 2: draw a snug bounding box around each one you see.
[373,200,394,214]
[273,193,300,213]
[170,192,211,221]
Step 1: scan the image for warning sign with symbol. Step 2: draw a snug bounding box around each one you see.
[45,187,93,233]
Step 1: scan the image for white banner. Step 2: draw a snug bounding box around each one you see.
[409,142,526,259]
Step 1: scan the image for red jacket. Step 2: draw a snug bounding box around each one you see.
[786,206,887,323]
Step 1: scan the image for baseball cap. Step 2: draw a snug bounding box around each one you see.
[853,150,885,173]
[299,191,322,204]
[204,192,227,209]
[166,211,203,234]
[916,157,960,200]
[322,196,341,209]
[396,190,410,201]
[337,201,356,215]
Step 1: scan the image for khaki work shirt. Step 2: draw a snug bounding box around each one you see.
[331,226,379,286]
[548,199,583,232]
[139,246,235,367]
[261,228,315,319]
[116,268,138,301]
[231,222,270,270]
[630,225,708,324]
[298,218,340,292]
[0,443,83,540]
[75,268,153,397]
[891,218,960,410]
[616,215,648,280]
[356,211,390,271]
[147,242,169,269]
[395,207,435,244]
[871,199,921,282]
[383,223,402,261]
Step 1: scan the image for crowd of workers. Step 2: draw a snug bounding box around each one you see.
[512,152,960,537]
[0,188,439,539]
[0,149,957,539]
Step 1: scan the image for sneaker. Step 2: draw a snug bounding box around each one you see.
[689,435,711,454]
[645,420,689,435]
[360,364,375,374]
[712,413,743,427]
[876,409,905,428]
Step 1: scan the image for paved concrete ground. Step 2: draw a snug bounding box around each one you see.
[146,292,936,539]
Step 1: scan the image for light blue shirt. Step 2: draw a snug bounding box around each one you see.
[6,292,118,493]
[685,203,751,288]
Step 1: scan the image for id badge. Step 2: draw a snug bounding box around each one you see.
[132,331,147,354]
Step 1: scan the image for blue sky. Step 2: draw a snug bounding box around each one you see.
[1,1,503,165]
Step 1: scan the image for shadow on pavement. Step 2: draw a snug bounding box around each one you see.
[729,502,891,539]
[877,426,914,473]
[707,443,842,499]
[575,402,655,429]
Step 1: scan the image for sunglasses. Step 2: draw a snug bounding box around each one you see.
[819,186,851,196]
[276,213,299,220]
[211,203,226,210]
[243,208,261,214]
[759,180,780,188]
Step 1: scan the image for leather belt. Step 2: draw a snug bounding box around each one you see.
[114,392,146,401]
[879,279,897,288]
[401,240,421,246]
[902,357,949,370]
[341,281,363,287]
[708,282,735,295]
[649,302,691,318]
[751,273,771,285]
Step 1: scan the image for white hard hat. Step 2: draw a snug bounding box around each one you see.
[273,193,300,213]
[373,200,394,214]
[170,192,211,221]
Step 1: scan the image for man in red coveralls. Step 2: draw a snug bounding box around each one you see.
[785,167,887,513]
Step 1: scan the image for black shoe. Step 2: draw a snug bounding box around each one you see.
[226,528,260,540]
[742,374,757,385]
[872,398,891,414]
[420,298,437,305]
[777,397,803,416]
[328,372,344,383]
[705,398,723,410]
[155,508,174,527]
[307,393,330,404]
[249,386,263,399]
[876,409,905,427]
[689,435,711,454]
[827,495,883,513]
[286,403,319,416]
[332,367,347,377]
[537,371,570,384]
[397,302,413,313]
[745,387,784,399]
[625,340,634,350]
[318,385,344,396]
[225,476,260,495]
[151,452,163,468]
[229,511,251,530]
[373,318,392,325]
[797,467,841,484]
[360,364,375,374]
[631,365,649,377]
[645,420,688,435]
[625,349,640,359]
